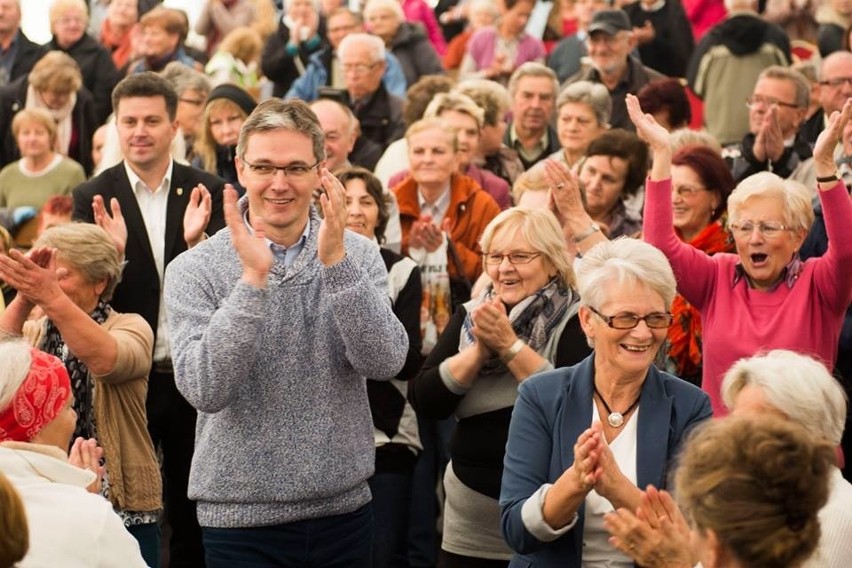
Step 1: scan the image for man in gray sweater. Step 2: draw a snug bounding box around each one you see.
[164,98,408,566]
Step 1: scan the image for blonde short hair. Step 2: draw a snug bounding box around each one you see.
[217,26,263,64]
[363,0,405,22]
[511,164,549,204]
[11,108,58,146]
[405,117,458,152]
[49,0,88,28]
[727,172,814,233]
[28,51,82,94]
[424,92,485,130]
[479,208,576,289]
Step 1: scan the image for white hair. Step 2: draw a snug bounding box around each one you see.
[721,350,848,445]
[337,32,386,64]
[363,0,405,22]
[727,172,815,233]
[0,341,34,413]
[576,238,677,310]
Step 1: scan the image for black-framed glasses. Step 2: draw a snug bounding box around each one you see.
[587,305,673,329]
[242,159,321,180]
[745,96,799,110]
[482,251,542,265]
[728,221,792,238]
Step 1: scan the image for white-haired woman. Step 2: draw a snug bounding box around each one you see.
[629,93,852,416]
[0,341,148,567]
[363,0,445,88]
[604,349,852,568]
[0,223,161,567]
[549,81,611,170]
[500,238,712,568]
[410,208,592,567]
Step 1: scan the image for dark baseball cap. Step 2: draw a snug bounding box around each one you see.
[587,9,632,36]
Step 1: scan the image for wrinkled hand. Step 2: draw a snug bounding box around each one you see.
[753,106,785,163]
[184,184,212,248]
[572,425,603,490]
[224,185,273,286]
[409,215,445,252]
[68,437,105,494]
[627,94,670,150]
[0,248,67,307]
[470,296,516,353]
[591,423,630,501]
[92,195,127,256]
[318,168,347,266]
[603,486,695,568]
[544,159,585,225]
[814,98,852,174]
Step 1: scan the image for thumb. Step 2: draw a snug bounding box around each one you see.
[441,217,452,234]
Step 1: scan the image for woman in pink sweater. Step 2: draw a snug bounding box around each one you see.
[628,94,852,416]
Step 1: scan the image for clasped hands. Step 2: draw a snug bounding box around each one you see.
[468,295,516,361]
[409,215,451,253]
[571,422,628,499]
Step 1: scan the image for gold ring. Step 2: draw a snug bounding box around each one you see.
[556,183,565,189]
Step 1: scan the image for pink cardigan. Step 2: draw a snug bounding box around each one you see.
[402,0,447,56]
[644,178,852,415]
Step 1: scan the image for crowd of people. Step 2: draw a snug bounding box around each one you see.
[0,0,851,567]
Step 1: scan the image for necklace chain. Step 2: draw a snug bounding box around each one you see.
[593,383,641,428]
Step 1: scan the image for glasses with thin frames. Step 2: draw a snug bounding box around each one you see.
[745,96,799,110]
[728,221,792,239]
[243,159,321,180]
[341,63,380,75]
[587,305,673,329]
[819,77,852,88]
[483,251,542,265]
[672,184,708,198]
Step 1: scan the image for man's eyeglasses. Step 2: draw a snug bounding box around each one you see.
[728,221,792,238]
[482,251,542,265]
[745,96,799,110]
[587,305,673,330]
[242,159,321,180]
[341,63,380,75]
[819,77,852,88]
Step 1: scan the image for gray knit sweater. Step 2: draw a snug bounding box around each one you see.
[163,205,408,528]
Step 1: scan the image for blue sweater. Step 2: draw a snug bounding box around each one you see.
[164,205,408,527]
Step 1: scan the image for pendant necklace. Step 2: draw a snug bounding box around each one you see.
[593,384,641,428]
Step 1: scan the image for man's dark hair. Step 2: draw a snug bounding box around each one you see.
[585,129,649,197]
[112,72,179,120]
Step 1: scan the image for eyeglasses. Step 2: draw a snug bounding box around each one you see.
[483,251,542,265]
[179,97,205,107]
[819,77,852,88]
[341,63,380,75]
[587,305,673,330]
[728,221,792,238]
[672,184,708,198]
[242,159,321,180]
[745,96,799,110]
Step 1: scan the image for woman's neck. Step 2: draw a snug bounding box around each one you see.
[419,180,450,204]
[593,358,646,404]
[24,152,55,173]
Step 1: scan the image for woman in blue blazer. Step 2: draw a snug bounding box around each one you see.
[500,238,712,567]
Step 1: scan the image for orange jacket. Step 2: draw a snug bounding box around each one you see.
[393,173,501,282]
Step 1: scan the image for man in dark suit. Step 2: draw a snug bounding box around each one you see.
[0,0,46,87]
[72,72,225,568]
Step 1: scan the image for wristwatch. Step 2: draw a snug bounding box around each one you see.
[573,222,601,244]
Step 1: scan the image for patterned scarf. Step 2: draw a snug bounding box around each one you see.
[459,278,576,375]
[40,301,111,440]
[665,220,733,382]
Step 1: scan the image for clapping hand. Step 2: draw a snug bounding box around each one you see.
[224,184,273,287]
[0,247,66,307]
[317,168,347,266]
[409,215,447,253]
[184,184,213,248]
[68,437,105,494]
[470,295,515,354]
[626,94,670,153]
[814,98,852,177]
[92,195,127,256]
[753,106,785,163]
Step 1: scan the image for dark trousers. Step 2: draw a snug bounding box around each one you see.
[370,472,413,568]
[128,522,162,568]
[437,551,508,568]
[202,503,374,568]
[147,367,204,568]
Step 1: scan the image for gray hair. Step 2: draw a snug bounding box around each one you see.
[727,172,814,233]
[363,0,405,22]
[337,32,386,64]
[757,65,810,109]
[508,62,559,99]
[237,98,326,163]
[669,128,722,154]
[557,81,612,126]
[424,92,485,130]
[0,341,33,414]
[34,223,124,301]
[576,238,677,310]
[160,61,211,98]
[721,350,848,445]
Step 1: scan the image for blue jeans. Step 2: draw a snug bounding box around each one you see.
[127,522,160,568]
[370,472,413,568]
[202,503,373,568]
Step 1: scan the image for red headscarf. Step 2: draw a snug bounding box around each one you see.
[0,349,71,443]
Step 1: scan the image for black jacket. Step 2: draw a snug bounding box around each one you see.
[623,0,694,78]
[388,22,445,88]
[8,30,46,84]
[261,17,327,98]
[47,34,121,124]
[351,83,405,150]
[0,75,98,175]
[726,131,813,182]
